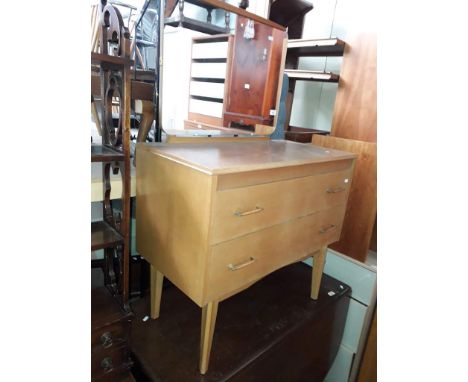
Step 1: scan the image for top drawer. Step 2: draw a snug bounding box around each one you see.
[192,41,229,59]
[210,169,352,244]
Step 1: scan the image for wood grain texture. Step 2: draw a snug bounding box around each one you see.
[211,168,353,244]
[136,141,355,373]
[188,112,224,127]
[224,17,286,125]
[165,135,269,143]
[311,246,327,300]
[200,301,219,374]
[150,266,164,319]
[137,141,356,175]
[312,135,376,262]
[91,74,154,101]
[331,0,376,142]
[136,149,214,306]
[357,309,377,382]
[206,206,346,303]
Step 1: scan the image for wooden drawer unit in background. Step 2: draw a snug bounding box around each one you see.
[136,140,356,374]
[91,287,133,382]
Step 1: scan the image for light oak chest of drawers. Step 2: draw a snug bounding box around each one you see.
[136,140,356,374]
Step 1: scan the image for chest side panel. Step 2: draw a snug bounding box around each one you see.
[136,149,213,306]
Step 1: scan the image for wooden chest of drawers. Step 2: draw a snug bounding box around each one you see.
[91,287,133,382]
[136,140,356,373]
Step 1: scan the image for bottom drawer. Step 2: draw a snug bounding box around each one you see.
[91,343,132,381]
[206,205,346,302]
[91,320,129,354]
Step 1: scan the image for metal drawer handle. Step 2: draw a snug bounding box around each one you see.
[100,357,114,373]
[326,187,346,194]
[100,331,113,349]
[228,257,256,271]
[234,207,264,217]
[319,224,337,234]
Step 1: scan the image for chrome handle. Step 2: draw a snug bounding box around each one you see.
[100,331,113,349]
[228,257,256,271]
[234,207,264,217]
[326,187,346,194]
[319,224,337,234]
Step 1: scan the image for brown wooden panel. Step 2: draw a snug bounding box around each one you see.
[165,0,178,17]
[331,1,376,143]
[188,112,223,127]
[312,135,376,262]
[357,309,377,382]
[369,215,377,252]
[189,0,286,30]
[91,74,154,101]
[224,17,285,123]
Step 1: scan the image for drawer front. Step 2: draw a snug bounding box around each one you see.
[211,169,352,244]
[206,206,346,303]
[91,343,132,381]
[189,98,224,118]
[191,62,227,79]
[91,320,129,354]
[190,81,225,99]
[192,41,228,59]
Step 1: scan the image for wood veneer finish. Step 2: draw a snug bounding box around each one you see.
[224,17,286,126]
[137,140,355,175]
[136,140,355,373]
[312,135,376,262]
[330,0,376,143]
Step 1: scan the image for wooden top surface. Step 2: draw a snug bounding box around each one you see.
[138,140,356,175]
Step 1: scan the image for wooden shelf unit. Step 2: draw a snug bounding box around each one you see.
[91,52,134,70]
[284,126,329,143]
[91,144,125,162]
[91,221,124,251]
[285,69,340,83]
[287,38,345,57]
[90,2,135,380]
[283,36,345,142]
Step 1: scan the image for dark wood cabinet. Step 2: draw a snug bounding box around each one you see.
[91,1,134,380]
[92,287,133,382]
[223,16,286,128]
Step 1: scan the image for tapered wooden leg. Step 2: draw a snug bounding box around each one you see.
[199,301,219,374]
[150,265,164,319]
[311,246,327,300]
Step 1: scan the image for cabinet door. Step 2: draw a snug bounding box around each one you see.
[224,16,285,125]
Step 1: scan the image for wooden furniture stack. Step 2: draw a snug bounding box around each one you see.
[91,1,133,380]
[136,140,356,374]
[184,2,286,133]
